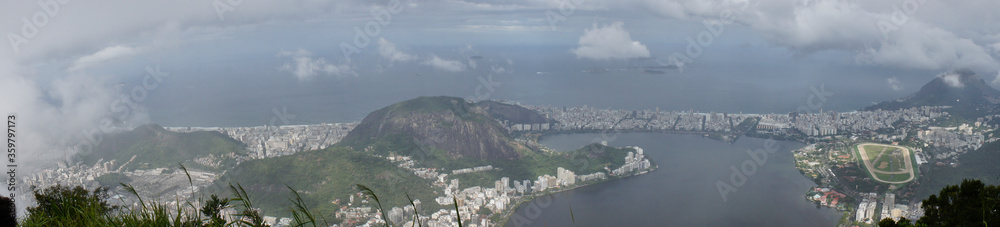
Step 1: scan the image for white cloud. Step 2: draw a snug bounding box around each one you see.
[0,1,398,204]
[939,72,964,88]
[3,0,998,75]
[636,0,1000,72]
[377,39,481,72]
[0,56,151,178]
[886,77,903,91]
[855,25,998,72]
[278,49,352,80]
[69,45,140,72]
[571,22,650,60]
[377,39,488,73]
[423,55,466,72]
[377,38,417,62]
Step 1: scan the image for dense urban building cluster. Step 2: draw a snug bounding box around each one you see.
[758,107,949,136]
[330,146,654,226]
[917,124,985,156]
[854,193,921,224]
[611,147,652,176]
[527,105,958,143]
[786,107,996,225]
[527,105,752,133]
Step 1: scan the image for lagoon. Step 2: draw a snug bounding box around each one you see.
[508,133,843,226]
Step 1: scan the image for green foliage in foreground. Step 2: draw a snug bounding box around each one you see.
[878,179,1000,227]
[16,172,994,226]
[15,181,444,227]
[21,185,118,226]
[17,183,272,226]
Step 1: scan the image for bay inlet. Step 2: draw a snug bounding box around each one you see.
[508,133,844,226]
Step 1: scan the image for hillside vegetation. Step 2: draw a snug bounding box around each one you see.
[76,124,248,171]
[210,146,436,219]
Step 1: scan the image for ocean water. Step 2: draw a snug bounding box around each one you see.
[140,45,933,127]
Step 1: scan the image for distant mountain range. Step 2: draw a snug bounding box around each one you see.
[866,69,1000,118]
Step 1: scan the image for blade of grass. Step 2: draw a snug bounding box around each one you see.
[453,196,462,227]
[179,163,194,188]
[405,192,420,227]
[229,183,265,227]
[286,184,316,227]
[121,183,147,211]
[178,162,203,224]
[356,184,388,227]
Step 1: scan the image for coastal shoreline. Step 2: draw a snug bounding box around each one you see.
[496,165,658,225]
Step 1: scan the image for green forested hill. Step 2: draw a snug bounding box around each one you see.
[210,146,436,219]
[209,96,652,219]
[76,124,248,171]
[915,139,1000,200]
[209,142,643,219]
[337,96,645,186]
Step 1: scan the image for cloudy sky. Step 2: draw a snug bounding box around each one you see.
[2,0,999,168]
